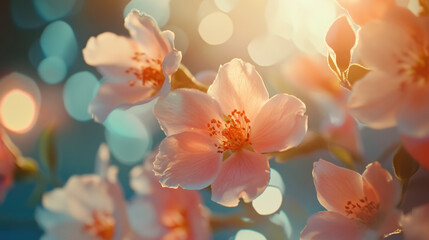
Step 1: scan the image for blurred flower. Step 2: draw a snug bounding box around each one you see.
[128,151,211,240]
[154,58,307,207]
[83,10,182,122]
[0,129,17,203]
[335,0,396,25]
[401,203,429,240]
[301,159,400,240]
[36,145,132,240]
[284,54,362,155]
[349,7,429,138]
[401,134,429,170]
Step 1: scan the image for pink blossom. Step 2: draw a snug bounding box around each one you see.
[0,129,16,204]
[153,58,307,207]
[348,7,429,138]
[284,54,362,155]
[301,159,400,240]
[335,0,396,25]
[36,145,132,240]
[128,151,211,240]
[83,10,182,122]
[401,203,429,240]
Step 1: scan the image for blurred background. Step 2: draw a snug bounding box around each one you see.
[0,0,428,239]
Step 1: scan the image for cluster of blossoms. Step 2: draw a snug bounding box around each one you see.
[1,0,429,239]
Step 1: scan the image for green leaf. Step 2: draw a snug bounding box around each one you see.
[347,63,370,86]
[14,157,39,181]
[39,125,57,175]
[393,146,419,182]
[170,64,208,92]
[329,145,355,170]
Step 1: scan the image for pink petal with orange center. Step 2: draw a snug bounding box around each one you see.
[313,159,378,214]
[154,131,222,190]
[348,71,403,129]
[207,59,269,122]
[362,162,400,213]
[251,93,307,153]
[154,89,223,136]
[300,211,365,240]
[211,150,270,207]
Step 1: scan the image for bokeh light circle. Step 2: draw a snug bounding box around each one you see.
[33,0,77,21]
[0,73,41,134]
[248,34,295,67]
[199,12,233,45]
[252,186,283,215]
[235,229,267,240]
[63,71,100,121]
[104,109,153,165]
[0,90,37,133]
[214,0,238,12]
[38,57,68,84]
[40,20,78,67]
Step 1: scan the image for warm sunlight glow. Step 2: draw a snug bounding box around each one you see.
[198,12,233,45]
[0,89,37,133]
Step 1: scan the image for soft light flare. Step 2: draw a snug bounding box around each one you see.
[0,89,37,133]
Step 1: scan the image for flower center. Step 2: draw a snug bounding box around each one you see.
[207,109,252,153]
[125,52,165,89]
[397,48,429,90]
[162,207,189,237]
[83,210,115,240]
[344,197,379,226]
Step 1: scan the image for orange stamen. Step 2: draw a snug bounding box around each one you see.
[83,210,115,240]
[207,109,252,153]
[344,197,379,225]
[125,52,165,88]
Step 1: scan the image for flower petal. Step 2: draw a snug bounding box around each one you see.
[313,159,377,214]
[300,211,364,240]
[158,49,182,98]
[362,162,399,212]
[335,0,395,25]
[325,15,356,72]
[154,131,222,190]
[124,10,172,59]
[211,150,270,207]
[82,32,140,83]
[154,89,223,136]
[207,59,269,121]
[89,82,154,123]
[397,86,429,138]
[348,71,402,129]
[401,203,429,240]
[358,19,416,73]
[251,94,308,153]
[401,134,429,170]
